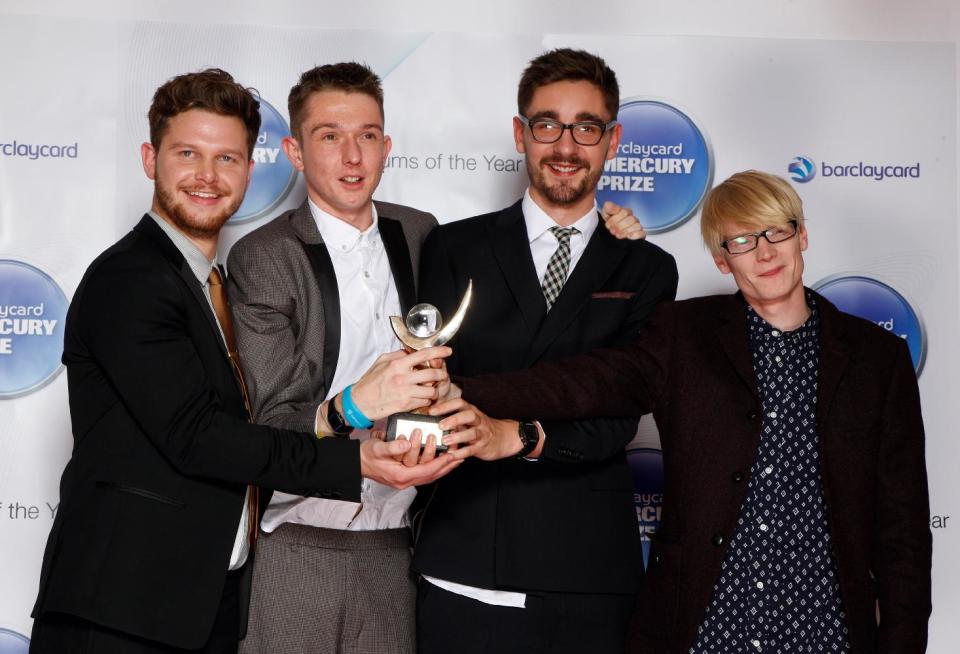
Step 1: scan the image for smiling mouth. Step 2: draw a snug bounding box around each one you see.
[544,160,584,176]
[341,175,363,184]
[187,190,220,199]
[757,266,784,278]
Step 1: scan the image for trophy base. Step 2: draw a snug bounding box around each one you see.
[386,412,449,453]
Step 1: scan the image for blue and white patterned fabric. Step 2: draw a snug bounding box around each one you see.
[690,295,850,653]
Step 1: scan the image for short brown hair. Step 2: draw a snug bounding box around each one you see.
[148,68,261,157]
[517,48,619,120]
[288,62,384,140]
[700,170,806,256]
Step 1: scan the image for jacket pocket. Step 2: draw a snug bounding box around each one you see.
[95,481,186,509]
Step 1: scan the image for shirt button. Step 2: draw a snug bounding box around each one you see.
[764,465,773,475]
[752,639,761,649]
[775,356,781,362]
[375,313,381,319]
[760,523,769,532]
[363,271,370,278]
[757,581,764,589]
[771,330,780,337]
[767,411,777,418]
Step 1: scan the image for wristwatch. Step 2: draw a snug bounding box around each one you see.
[515,420,540,459]
[326,397,354,436]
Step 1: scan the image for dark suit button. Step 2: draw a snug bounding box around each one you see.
[651,552,662,566]
[711,533,724,547]
[732,472,745,483]
[747,409,760,421]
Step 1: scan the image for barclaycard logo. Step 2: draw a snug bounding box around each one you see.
[229,97,297,224]
[597,99,713,234]
[627,447,664,569]
[813,275,926,375]
[0,628,29,654]
[788,155,816,183]
[0,260,68,399]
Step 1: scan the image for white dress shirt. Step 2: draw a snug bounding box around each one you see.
[422,190,600,607]
[260,200,416,534]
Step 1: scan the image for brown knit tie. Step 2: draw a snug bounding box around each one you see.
[208,267,260,549]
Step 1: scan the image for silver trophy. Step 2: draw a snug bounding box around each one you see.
[385,280,473,451]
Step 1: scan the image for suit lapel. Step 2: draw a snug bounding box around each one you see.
[813,292,851,425]
[291,202,341,392]
[490,200,548,333]
[134,215,228,359]
[523,220,629,366]
[714,293,760,400]
[378,215,417,313]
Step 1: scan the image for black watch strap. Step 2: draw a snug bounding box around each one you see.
[515,420,539,459]
[326,397,354,436]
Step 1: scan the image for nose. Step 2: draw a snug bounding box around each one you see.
[552,126,579,155]
[755,235,776,260]
[342,137,362,165]
[195,157,217,183]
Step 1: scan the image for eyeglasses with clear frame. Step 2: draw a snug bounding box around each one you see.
[720,220,799,255]
[517,115,618,146]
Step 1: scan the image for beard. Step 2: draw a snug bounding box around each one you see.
[154,179,244,240]
[526,155,601,206]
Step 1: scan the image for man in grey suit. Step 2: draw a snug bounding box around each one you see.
[227,63,440,654]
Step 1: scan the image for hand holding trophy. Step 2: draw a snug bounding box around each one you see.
[385,280,473,452]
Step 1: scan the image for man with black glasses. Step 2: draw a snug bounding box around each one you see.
[412,48,678,654]
[442,170,932,654]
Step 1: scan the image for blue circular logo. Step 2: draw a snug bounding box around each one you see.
[627,447,664,568]
[229,98,296,224]
[0,628,29,654]
[813,275,925,375]
[0,260,68,398]
[597,100,713,233]
[788,155,816,183]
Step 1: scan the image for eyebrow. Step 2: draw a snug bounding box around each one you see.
[526,110,609,123]
[309,122,384,134]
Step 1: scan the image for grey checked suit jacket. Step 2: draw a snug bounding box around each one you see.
[226,200,437,433]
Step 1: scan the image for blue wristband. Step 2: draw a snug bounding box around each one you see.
[342,384,374,429]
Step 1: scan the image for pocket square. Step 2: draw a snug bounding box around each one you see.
[591,291,635,300]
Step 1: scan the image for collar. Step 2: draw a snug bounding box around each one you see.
[521,188,598,244]
[148,211,216,284]
[308,198,381,253]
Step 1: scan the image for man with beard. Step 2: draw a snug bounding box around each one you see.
[412,49,678,654]
[28,68,458,654]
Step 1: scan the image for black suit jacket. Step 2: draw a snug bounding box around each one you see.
[412,200,678,594]
[32,216,363,649]
[462,292,932,654]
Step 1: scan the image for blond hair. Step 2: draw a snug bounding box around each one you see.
[700,170,805,255]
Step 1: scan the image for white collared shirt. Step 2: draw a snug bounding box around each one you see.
[522,189,598,287]
[422,190,599,607]
[260,199,415,533]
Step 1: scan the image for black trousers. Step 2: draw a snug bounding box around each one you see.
[416,580,635,654]
[30,568,243,654]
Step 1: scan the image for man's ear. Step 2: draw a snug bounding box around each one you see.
[141,142,157,180]
[713,252,732,275]
[281,136,305,172]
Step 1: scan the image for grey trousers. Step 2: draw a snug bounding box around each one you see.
[239,523,415,654]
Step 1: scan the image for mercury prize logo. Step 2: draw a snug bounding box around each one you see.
[0,260,68,398]
[229,98,297,224]
[597,99,713,233]
[788,156,816,183]
[627,447,664,569]
[0,628,29,654]
[813,275,925,375]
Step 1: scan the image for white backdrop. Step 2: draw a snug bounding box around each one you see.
[1,1,958,651]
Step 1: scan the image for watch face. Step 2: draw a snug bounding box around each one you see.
[518,421,538,455]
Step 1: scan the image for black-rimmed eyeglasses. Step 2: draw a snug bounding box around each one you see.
[518,115,617,146]
[721,220,799,255]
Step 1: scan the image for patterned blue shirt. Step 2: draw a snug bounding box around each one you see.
[690,296,850,653]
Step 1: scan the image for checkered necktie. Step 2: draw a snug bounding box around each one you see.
[541,226,579,310]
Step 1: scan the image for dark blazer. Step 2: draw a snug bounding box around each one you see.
[412,199,678,594]
[461,291,932,654]
[32,216,363,650]
[226,200,437,433]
